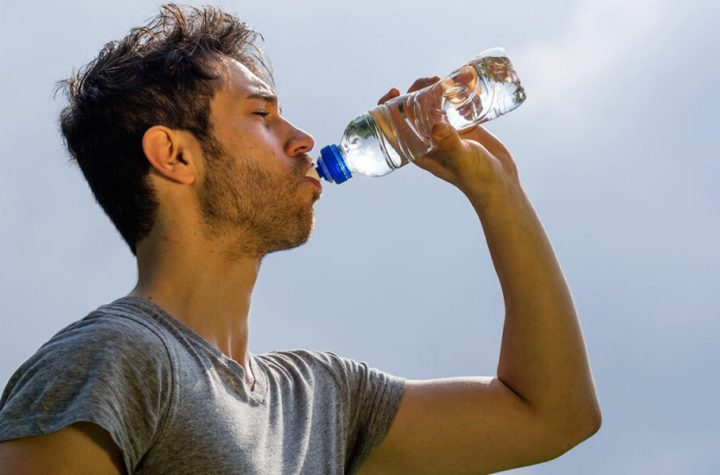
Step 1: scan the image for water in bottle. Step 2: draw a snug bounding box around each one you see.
[316,48,526,184]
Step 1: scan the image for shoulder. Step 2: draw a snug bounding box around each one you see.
[0,298,178,473]
[256,350,404,392]
[78,297,174,346]
[38,299,172,364]
[2,298,175,403]
[256,349,349,376]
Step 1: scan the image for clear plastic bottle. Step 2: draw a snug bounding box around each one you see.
[316,47,526,184]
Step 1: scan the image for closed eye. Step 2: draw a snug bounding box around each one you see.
[254,112,270,117]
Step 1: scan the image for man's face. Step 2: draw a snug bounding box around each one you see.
[197,58,320,257]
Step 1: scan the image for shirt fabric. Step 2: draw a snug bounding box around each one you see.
[0,297,406,474]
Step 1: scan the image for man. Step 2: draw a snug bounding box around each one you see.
[0,4,601,474]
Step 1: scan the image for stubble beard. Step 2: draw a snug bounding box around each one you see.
[198,138,315,260]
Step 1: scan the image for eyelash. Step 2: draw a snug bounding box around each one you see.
[254,112,269,117]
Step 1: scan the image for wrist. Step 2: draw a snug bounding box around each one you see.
[460,169,523,211]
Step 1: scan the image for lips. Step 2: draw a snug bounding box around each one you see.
[298,159,322,195]
[304,164,321,181]
[303,175,322,193]
[301,164,321,191]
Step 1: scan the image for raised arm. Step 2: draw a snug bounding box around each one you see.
[358,80,601,474]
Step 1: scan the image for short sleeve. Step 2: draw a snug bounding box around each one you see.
[0,313,175,473]
[306,351,406,473]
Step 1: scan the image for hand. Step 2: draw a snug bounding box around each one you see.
[377,77,519,198]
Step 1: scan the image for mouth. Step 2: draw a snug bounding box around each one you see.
[303,164,323,194]
[303,176,323,194]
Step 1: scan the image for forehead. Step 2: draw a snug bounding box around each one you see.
[216,58,276,102]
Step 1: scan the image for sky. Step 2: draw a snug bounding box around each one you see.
[1,0,718,473]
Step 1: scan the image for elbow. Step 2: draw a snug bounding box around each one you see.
[546,407,602,461]
[586,407,603,435]
[562,392,603,442]
[579,397,603,438]
[572,408,602,445]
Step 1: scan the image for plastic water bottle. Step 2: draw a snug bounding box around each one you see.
[316,47,526,184]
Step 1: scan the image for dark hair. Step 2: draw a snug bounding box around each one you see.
[57,4,272,254]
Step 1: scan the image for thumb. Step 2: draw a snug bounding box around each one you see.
[431,122,465,154]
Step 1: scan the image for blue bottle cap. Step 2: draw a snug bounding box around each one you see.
[317,144,352,184]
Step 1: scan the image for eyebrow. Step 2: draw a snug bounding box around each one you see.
[246,91,277,103]
[245,90,283,113]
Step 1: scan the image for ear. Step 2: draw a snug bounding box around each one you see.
[142,126,196,185]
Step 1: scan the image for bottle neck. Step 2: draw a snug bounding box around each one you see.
[317,144,352,184]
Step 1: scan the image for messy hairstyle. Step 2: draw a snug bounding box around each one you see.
[57,4,272,254]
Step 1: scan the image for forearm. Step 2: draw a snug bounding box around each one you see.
[466,177,600,431]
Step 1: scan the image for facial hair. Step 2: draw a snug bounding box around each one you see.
[198,136,315,259]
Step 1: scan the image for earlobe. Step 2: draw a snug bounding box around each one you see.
[142,126,196,185]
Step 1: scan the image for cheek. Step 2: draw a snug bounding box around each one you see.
[233,157,289,197]
[212,130,299,187]
[234,131,288,166]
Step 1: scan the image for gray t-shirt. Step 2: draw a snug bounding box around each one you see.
[0,297,406,474]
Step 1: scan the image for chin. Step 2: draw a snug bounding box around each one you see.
[264,215,315,255]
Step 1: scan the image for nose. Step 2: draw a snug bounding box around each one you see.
[285,122,315,157]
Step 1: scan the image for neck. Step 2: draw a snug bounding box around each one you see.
[129,226,263,377]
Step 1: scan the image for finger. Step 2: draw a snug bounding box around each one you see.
[460,124,495,142]
[377,87,401,105]
[431,122,466,155]
[458,124,510,158]
[407,75,441,93]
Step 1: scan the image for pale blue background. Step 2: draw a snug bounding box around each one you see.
[1,0,717,473]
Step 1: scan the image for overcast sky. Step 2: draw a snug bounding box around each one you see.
[1,0,718,473]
